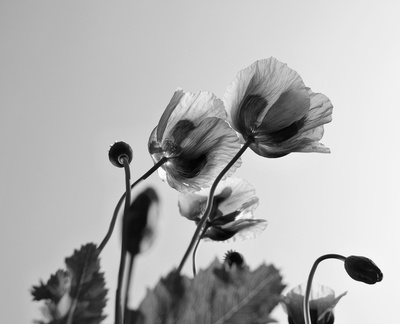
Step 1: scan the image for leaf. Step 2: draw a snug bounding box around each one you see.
[131,258,285,324]
[32,269,70,302]
[31,243,108,324]
[64,243,108,324]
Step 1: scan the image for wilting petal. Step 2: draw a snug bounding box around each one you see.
[215,177,259,216]
[178,177,266,241]
[282,284,346,324]
[203,219,267,242]
[178,192,206,221]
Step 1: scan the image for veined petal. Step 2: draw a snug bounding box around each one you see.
[156,89,186,142]
[224,57,306,133]
[301,91,333,133]
[220,219,267,241]
[260,88,310,133]
[215,177,259,216]
[282,284,346,324]
[164,118,241,193]
[178,192,206,221]
[161,90,227,144]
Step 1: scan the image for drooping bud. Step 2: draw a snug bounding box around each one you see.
[108,141,133,168]
[123,187,159,256]
[344,255,383,284]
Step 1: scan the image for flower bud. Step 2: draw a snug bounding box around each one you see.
[108,141,133,168]
[344,255,383,284]
[223,250,244,268]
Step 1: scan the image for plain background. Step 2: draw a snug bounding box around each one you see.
[1,1,399,323]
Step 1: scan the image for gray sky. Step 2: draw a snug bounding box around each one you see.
[1,1,399,323]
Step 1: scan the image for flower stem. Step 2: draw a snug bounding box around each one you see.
[177,138,253,274]
[303,253,346,324]
[192,225,208,276]
[98,157,167,253]
[115,157,132,324]
[124,254,135,321]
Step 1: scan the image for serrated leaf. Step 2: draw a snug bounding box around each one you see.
[64,243,108,324]
[131,258,285,324]
[32,270,70,302]
[31,243,108,324]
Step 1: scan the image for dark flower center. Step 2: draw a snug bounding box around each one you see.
[260,116,306,145]
[170,152,208,179]
[238,94,268,137]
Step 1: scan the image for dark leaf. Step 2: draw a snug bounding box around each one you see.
[32,243,108,324]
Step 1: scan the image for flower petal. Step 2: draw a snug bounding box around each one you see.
[178,192,206,221]
[156,89,186,142]
[215,177,259,216]
[164,118,241,193]
[161,90,227,144]
[259,88,310,133]
[224,57,306,133]
[220,219,267,241]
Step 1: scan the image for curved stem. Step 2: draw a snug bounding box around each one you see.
[192,225,208,276]
[98,157,167,253]
[124,254,135,321]
[115,157,132,324]
[303,253,346,324]
[177,138,252,274]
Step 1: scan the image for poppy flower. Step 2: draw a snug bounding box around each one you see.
[223,57,333,158]
[282,284,346,324]
[178,177,267,241]
[148,89,242,193]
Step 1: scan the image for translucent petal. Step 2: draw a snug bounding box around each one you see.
[282,284,347,324]
[156,89,186,142]
[178,192,206,221]
[260,88,310,133]
[161,90,227,144]
[224,57,306,133]
[214,177,259,216]
[220,219,267,242]
[164,118,241,193]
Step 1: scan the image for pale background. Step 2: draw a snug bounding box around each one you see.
[1,1,399,323]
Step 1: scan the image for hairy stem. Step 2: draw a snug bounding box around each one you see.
[303,253,346,324]
[192,225,208,276]
[98,157,167,253]
[115,157,132,324]
[177,138,252,274]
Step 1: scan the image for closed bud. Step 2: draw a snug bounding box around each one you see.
[109,141,133,168]
[344,255,383,285]
[123,187,159,256]
[223,250,244,268]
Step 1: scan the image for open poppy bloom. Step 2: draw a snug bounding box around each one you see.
[178,177,267,241]
[282,284,346,324]
[148,89,242,193]
[224,57,333,158]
